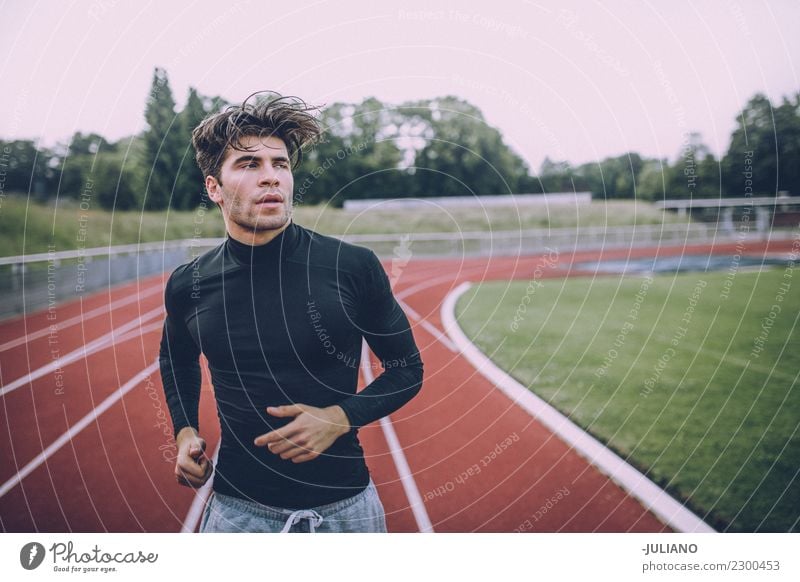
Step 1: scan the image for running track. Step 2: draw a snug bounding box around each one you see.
[1,238,791,532]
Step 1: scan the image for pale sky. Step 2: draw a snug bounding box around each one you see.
[1,0,798,171]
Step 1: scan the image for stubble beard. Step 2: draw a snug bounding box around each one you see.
[229,195,293,234]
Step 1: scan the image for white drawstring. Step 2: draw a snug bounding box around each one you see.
[279,509,324,533]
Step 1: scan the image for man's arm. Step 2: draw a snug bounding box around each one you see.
[337,250,424,428]
[159,271,211,487]
[254,250,423,463]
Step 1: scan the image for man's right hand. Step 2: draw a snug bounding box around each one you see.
[174,427,213,488]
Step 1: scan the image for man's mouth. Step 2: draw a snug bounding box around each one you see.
[256,193,283,205]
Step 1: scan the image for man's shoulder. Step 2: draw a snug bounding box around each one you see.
[166,241,226,294]
[295,224,377,273]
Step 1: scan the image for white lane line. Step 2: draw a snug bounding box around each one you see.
[441,281,715,534]
[396,298,456,353]
[393,259,502,301]
[180,443,222,533]
[0,361,160,499]
[114,321,163,344]
[361,341,434,533]
[396,272,466,301]
[0,306,164,398]
[0,283,163,352]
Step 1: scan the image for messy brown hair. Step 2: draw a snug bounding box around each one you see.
[191,91,321,183]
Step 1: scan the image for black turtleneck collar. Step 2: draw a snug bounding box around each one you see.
[225,221,300,265]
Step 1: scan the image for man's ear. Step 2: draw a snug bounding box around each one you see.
[206,176,222,204]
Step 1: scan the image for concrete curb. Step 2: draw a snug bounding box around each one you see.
[441,281,715,533]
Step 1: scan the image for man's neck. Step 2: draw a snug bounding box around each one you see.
[227,220,291,247]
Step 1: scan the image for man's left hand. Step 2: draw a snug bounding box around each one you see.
[254,404,351,463]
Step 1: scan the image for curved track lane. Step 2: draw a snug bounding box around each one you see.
[0,238,790,532]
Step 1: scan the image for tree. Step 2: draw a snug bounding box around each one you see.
[173,88,209,210]
[0,139,53,199]
[293,102,349,206]
[774,92,800,196]
[636,159,669,201]
[66,132,114,156]
[294,98,408,206]
[722,93,778,197]
[52,132,115,200]
[93,150,140,211]
[9,86,799,210]
[141,67,182,210]
[408,96,530,198]
[572,153,644,199]
[664,133,719,199]
[336,97,406,201]
[538,157,573,193]
[171,88,230,209]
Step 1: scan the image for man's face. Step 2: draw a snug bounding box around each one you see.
[206,134,294,243]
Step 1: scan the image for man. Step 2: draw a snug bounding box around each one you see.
[159,92,423,533]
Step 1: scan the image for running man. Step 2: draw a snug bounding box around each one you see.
[159,92,423,533]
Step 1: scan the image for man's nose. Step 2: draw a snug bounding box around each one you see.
[258,167,280,186]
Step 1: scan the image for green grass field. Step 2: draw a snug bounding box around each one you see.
[0,195,227,257]
[0,194,687,257]
[295,198,687,235]
[456,267,799,532]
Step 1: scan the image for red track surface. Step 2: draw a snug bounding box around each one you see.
[1,238,792,532]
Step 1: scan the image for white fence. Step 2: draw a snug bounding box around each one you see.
[343,192,593,211]
[340,222,783,258]
[0,240,221,320]
[1,223,792,320]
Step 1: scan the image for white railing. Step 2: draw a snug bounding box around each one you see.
[0,239,223,320]
[2,223,792,320]
[339,222,781,257]
[3,222,788,267]
[0,238,223,266]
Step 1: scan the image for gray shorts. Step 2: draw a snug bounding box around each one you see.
[199,480,387,533]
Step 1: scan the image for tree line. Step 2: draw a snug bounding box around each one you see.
[1,67,798,210]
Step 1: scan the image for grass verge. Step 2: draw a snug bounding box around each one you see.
[0,194,687,257]
[456,267,799,532]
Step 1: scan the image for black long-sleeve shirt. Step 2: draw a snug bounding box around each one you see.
[159,221,423,508]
